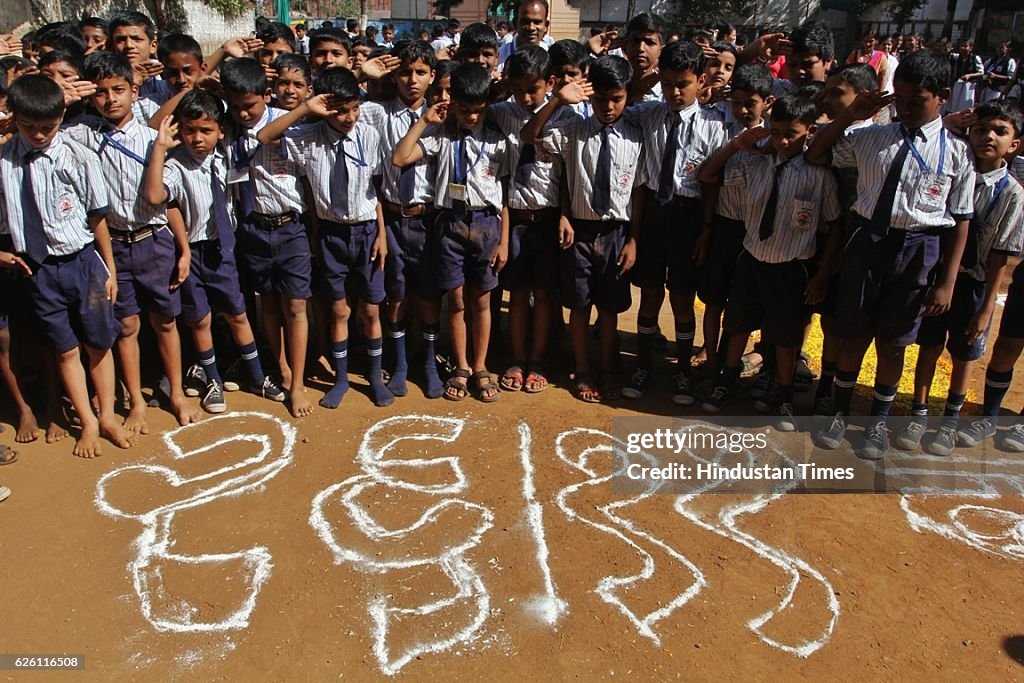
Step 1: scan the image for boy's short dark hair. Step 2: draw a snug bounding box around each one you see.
[451,63,491,103]
[771,94,818,125]
[589,54,632,92]
[710,40,737,57]
[272,53,311,82]
[790,20,835,63]
[795,82,825,101]
[731,63,773,97]
[220,58,268,95]
[974,100,1024,138]
[83,51,134,85]
[894,49,949,96]
[309,26,352,55]
[505,44,549,81]
[393,39,437,69]
[175,88,225,125]
[35,21,86,59]
[108,10,156,40]
[7,73,65,120]
[37,49,84,76]
[625,12,666,44]
[832,63,878,93]
[713,21,735,37]
[433,58,458,81]
[313,66,361,102]
[459,22,499,54]
[448,18,461,30]
[296,23,306,31]
[548,38,588,75]
[658,38,704,74]
[498,21,513,32]
[352,35,374,51]
[79,16,108,33]
[157,33,203,64]
[257,21,296,51]
[0,56,30,78]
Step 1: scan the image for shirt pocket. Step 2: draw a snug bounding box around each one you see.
[791,198,818,231]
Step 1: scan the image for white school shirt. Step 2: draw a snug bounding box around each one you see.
[1012,155,1024,186]
[163,147,233,243]
[538,114,646,222]
[226,106,306,216]
[626,99,728,198]
[498,34,554,67]
[489,99,576,210]
[83,117,167,232]
[962,165,1024,282]
[418,122,511,211]
[832,115,974,231]
[736,152,841,264]
[359,99,437,206]
[0,133,108,256]
[718,119,768,221]
[285,120,382,224]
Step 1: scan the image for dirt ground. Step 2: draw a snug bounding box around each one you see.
[2,275,1024,681]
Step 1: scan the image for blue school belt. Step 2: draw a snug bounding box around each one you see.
[962,169,1010,270]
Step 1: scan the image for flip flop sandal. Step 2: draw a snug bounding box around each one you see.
[472,371,501,403]
[523,364,549,394]
[572,372,601,403]
[500,362,526,392]
[443,368,472,402]
[0,444,18,466]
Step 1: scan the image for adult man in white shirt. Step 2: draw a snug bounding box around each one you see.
[498,0,554,67]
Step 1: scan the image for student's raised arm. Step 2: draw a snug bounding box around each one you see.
[521,80,592,144]
[392,102,446,166]
[144,117,179,205]
[257,94,337,144]
[698,128,770,184]
[805,90,894,166]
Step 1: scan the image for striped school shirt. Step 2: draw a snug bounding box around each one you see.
[359,99,438,206]
[0,133,108,256]
[626,99,729,198]
[1011,155,1024,187]
[79,117,167,232]
[284,120,382,224]
[489,99,576,210]
[164,147,234,243]
[737,152,842,264]
[538,114,646,222]
[832,115,974,231]
[961,165,1024,282]
[419,122,511,211]
[226,106,306,216]
[718,120,768,221]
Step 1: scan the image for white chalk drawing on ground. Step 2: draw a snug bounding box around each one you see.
[875,451,1024,561]
[95,412,296,633]
[310,415,494,677]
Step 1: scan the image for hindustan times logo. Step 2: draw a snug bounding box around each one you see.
[625,428,768,455]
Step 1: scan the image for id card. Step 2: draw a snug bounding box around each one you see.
[449,183,467,202]
[792,200,816,231]
[916,173,949,211]
[227,166,250,184]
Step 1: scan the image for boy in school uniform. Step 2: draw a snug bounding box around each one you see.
[490,46,574,394]
[308,27,352,77]
[157,33,207,95]
[257,68,392,409]
[143,90,287,413]
[455,23,501,79]
[521,55,645,402]
[621,40,729,405]
[621,13,665,104]
[805,49,974,459]
[698,95,842,427]
[107,10,168,121]
[0,75,135,457]
[897,101,1024,454]
[81,52,197,432]
[219,57,314,417]
[392,63,511,402]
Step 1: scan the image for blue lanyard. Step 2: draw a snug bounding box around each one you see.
[454,134,484,184]
[100,131,149,165]
[903,127,946,175]
[339,135,367,167]
[981,171,1010,224]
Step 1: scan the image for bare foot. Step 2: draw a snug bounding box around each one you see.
[169,393,202,426]
[73,423,103,458]
[15,411,40,443]
[99,417,138,449]
[46,421,70,443]
[123,405,150,435]
[289,388,314,417]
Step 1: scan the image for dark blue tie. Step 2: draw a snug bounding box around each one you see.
[868,127,917,238]
[593,127,612,216]
[453,132,469,221]
[514,143,536,188]
[233,133,257,219]
[758,159,788,240]
[332,137,350,217]
[398,111,419,205]
[210,161,236,253]
[21,150,49,268]
[656,113,682,205]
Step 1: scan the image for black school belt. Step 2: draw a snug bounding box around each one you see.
[646,189,699,208]
[109,225,167,243]
[509,207,560,224]
[244,211,297,230]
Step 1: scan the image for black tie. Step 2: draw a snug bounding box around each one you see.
[398,110,419,205]
[656,113,683,205]
[514,143,536,188]
[868,127,917,238]
[758,158,789,240]
[332,137,350,216]
[21,150,49,268]
[232,133,257,219]
[593,127,612,216]
[210,161,237,253]
[453,132,469,221]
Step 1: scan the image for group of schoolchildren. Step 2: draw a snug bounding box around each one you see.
[1,7,1024,490]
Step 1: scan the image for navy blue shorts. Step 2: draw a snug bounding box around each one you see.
[28,244,119,353]
[724,250,811,348]
[632,194,702,293]
[500,210,560,292]
[384,211,442,301]
[560,219,631,314]
[917,272,987,361]
[317,220,386,304]
[180,240,247,324]
[236,216,312,300]
[834,224,942,347]
[698,214,745,308]
[436,208,500,292]
[112,227,182,320]
[999,260,1024,339]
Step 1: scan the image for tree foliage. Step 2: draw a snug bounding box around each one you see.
[858,0,927,29]
[657,0,754,26]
